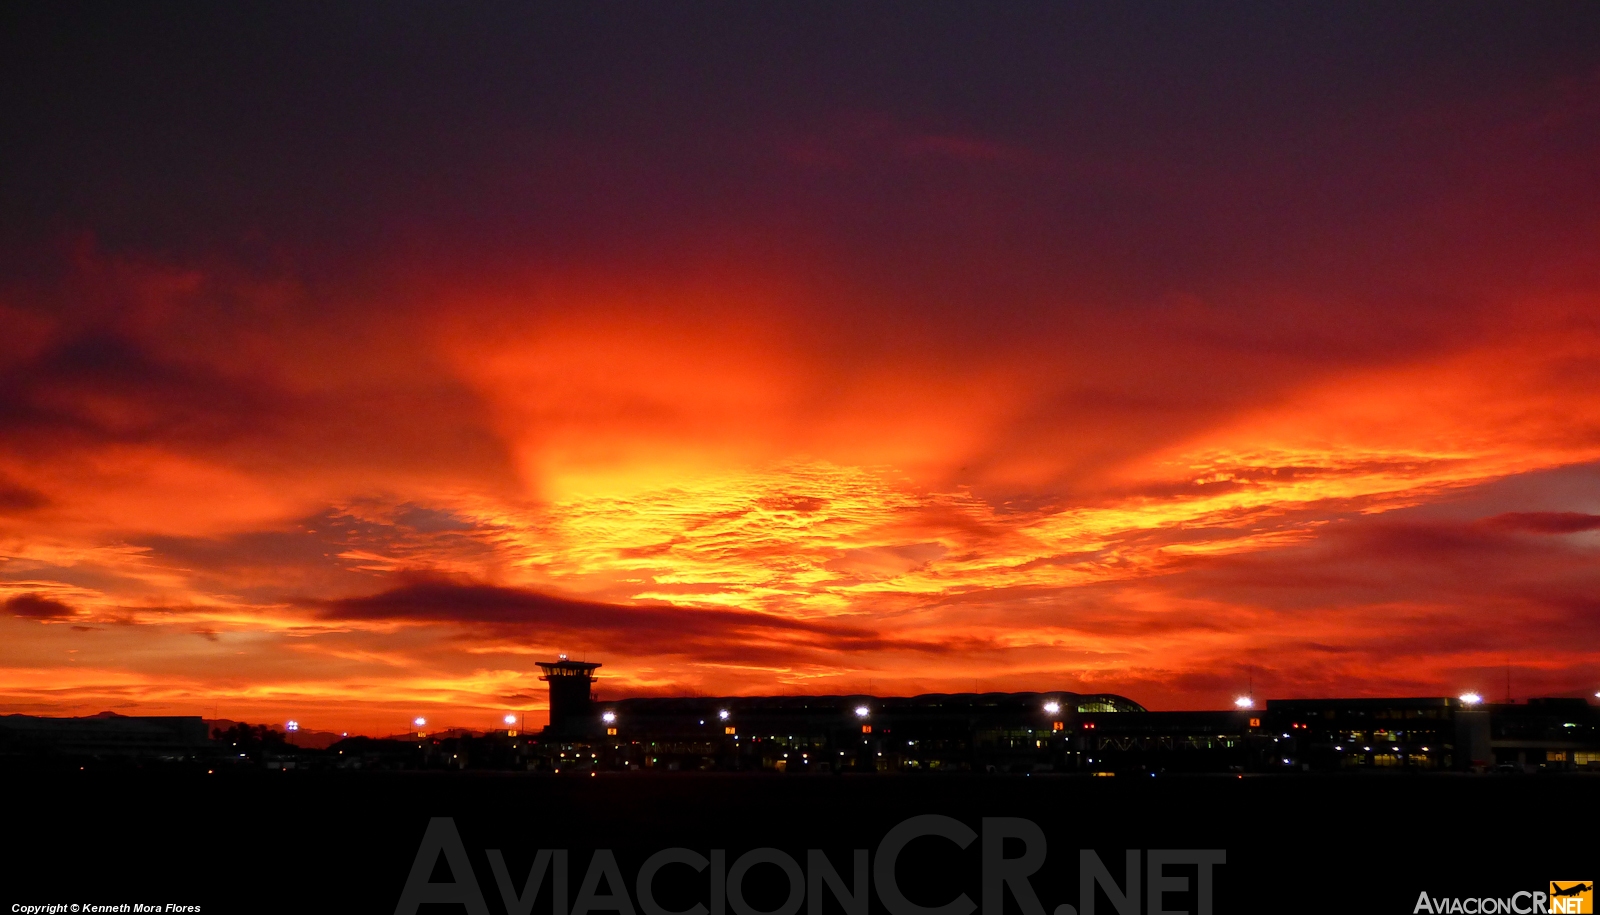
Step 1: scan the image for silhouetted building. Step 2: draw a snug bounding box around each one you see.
[1256,696,1600,773]
[1071,709,1260,773]
[1487,698,1600,771]
[1261,697,1483,771]
[584,690,1147,773]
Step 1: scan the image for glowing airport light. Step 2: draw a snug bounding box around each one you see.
[1458,692,1483,706]
[718,709,730,721]
[1234,696,1254,709]
[286,720,299,731]
[854,706,870,718]
[503,714,517,726]
[1043,701,1061,715]
[413,717,427,728]
[602,711,617,724]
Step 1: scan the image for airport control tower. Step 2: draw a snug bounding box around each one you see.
[537,656,601,737]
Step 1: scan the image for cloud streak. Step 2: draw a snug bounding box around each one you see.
[316,577,901,654]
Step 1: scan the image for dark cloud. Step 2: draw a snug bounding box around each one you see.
[1133,507,1600,680]
[143,508,395,573]
[315,577,934,657]
[393,504,478,533]
[4,2,1597,322]
[0,331,276,448]
[6,593,76,619]
[1482,511,1600,534]
[136,506,502,603]
[0,249,521,493]
[0,478,48,513]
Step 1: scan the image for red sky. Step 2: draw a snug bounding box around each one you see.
[3,4,1600,734]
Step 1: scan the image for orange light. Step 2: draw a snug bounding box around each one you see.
[606,727,617,736]
[724,726,736,735]
[861,725,872,734]
[1249,718,1261,728]
[1052,721,1064,731]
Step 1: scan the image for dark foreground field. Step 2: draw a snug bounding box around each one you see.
[6,770,1594,914]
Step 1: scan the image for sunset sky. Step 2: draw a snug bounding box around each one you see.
[3,3,1600,734]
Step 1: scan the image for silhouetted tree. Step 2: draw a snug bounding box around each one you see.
[211,723,288,761]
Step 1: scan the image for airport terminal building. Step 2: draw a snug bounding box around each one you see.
[534,658,1600,775]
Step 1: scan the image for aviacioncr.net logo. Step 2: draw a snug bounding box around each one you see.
[1413,882,1592,914]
